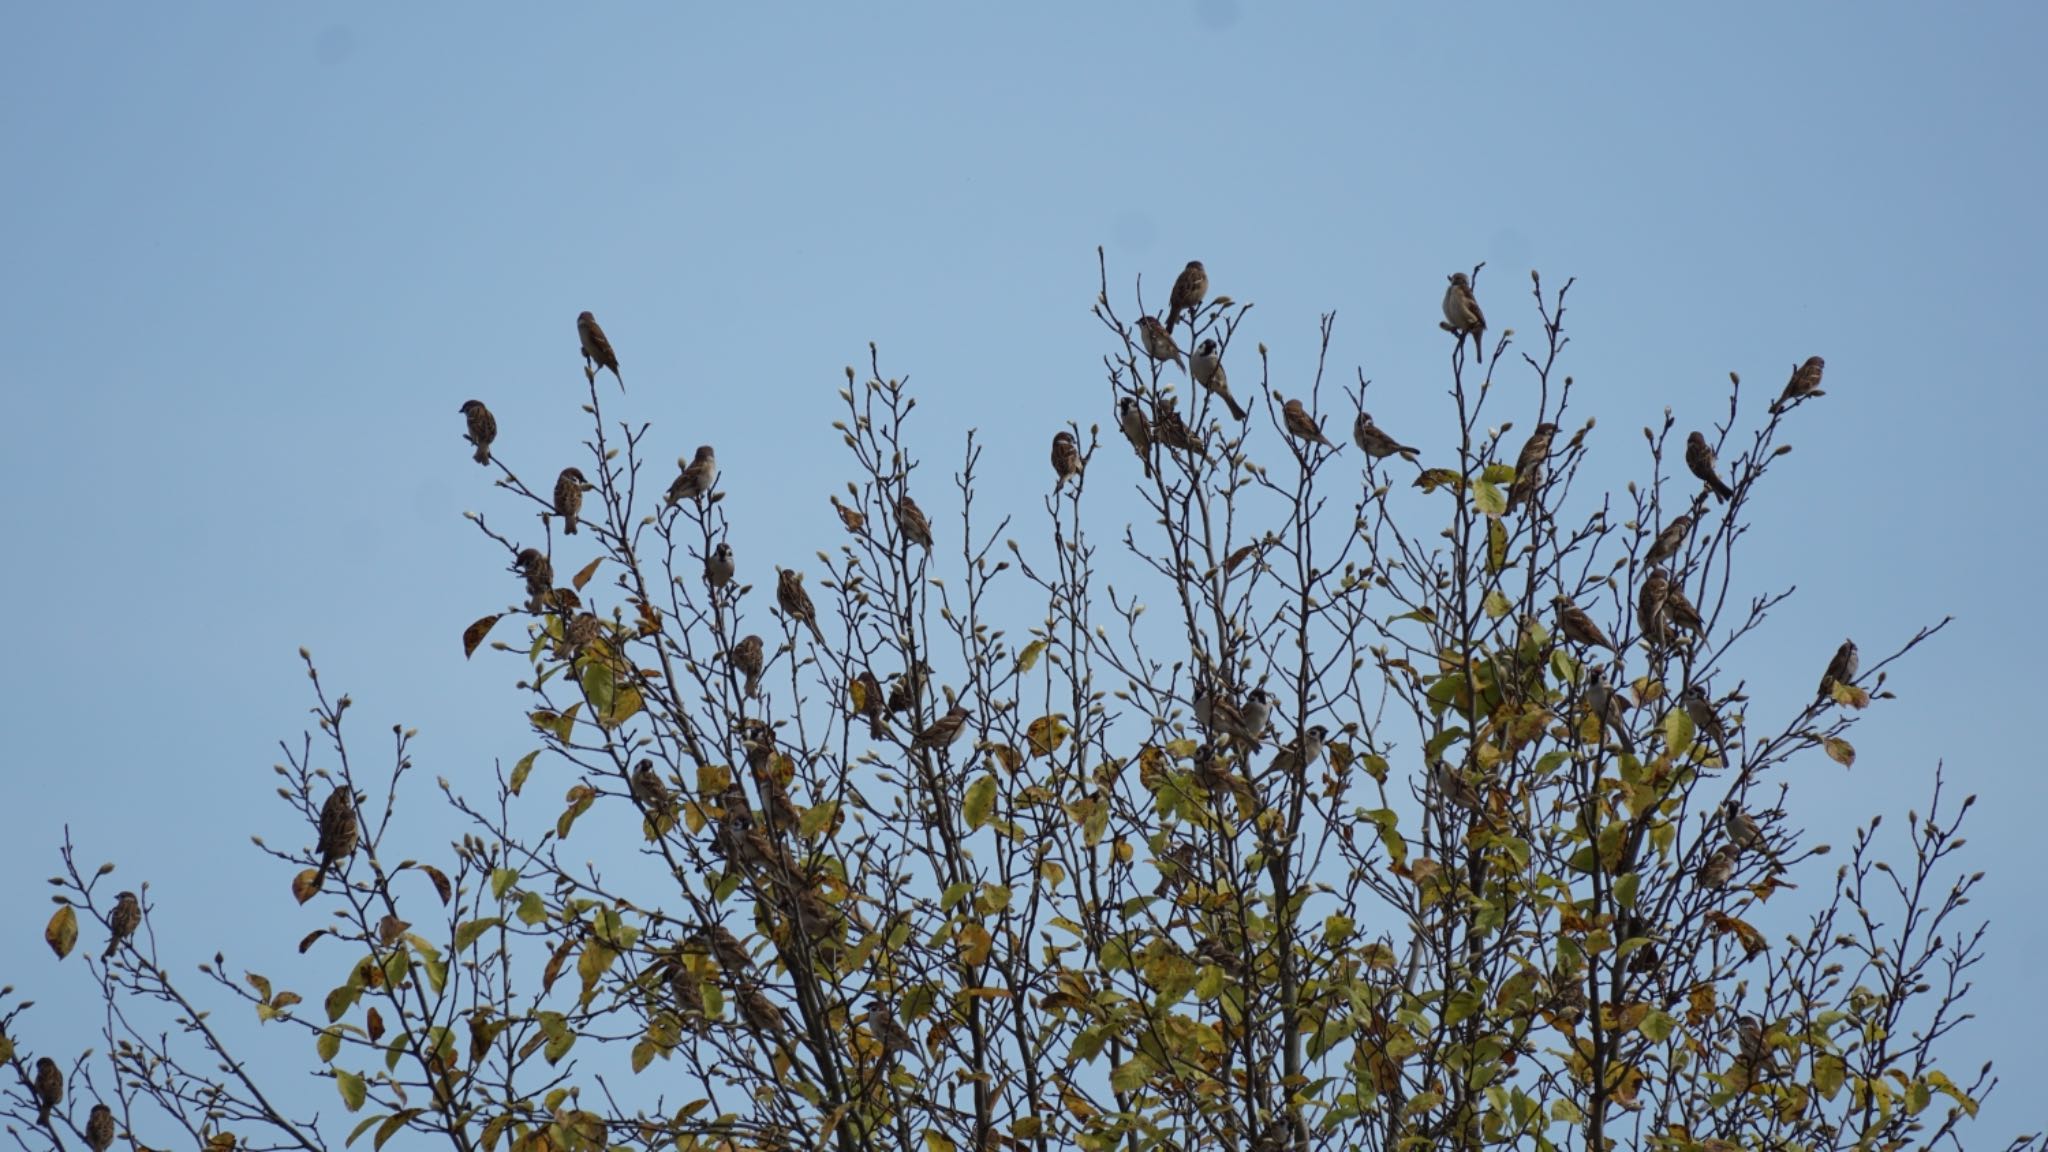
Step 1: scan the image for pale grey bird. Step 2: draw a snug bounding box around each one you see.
[1442,272,1486,358]
[1191,339,1249,419]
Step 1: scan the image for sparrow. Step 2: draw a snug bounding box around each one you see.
[1152,402,1205,455]
[695,923,753,974]
[1166,260,1208,331]
[886,662,929,715]
[514,548,554,613]
[577,310,622,389]
[1817,639,1858,703]
[914,703,972,750]
[1663,578,1704,635]
[667,445,718,505]
[85,1103,114,1151]
[1636,569,1672,648]
[1583,670,1636,754]
[1191,339,1249,419]
[1235,688,1273,749]
[1685,432,1735,501]
[731,634,766,697]
[736,986,793,1047]
[830,494,866,533]
[1553,595,1617,652]
[1772,356,1826,413]
[315,785,360,889]
[560,611,600,659]
[868,999,920,1060]
[1644,511,1694,567]
[855,669,888,738]
[1506,423,1559,512]
[1683,684,1731,759]
[1279,396,1336,449]
[459,400,497,465]
[553,467,591,535]
[668,961,707,1026]
[105,890,140,959]
[1698,842,1740,889]
[1442,272,1487,358]
[1353,412,1419,461]
[1136,315,1185,369]
[1051,430,1085,486]
[32,1057,61,1125]
[896,494,934,550]
[1721,801,1765,853]
[1432,760,1483,811]
[1268,724,1328,779]
[776,569,827,645]
[705,542,735,589]
[1116,396,1155,479]
[630,759,674,815]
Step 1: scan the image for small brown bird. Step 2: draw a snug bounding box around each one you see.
[1817,639,1858,703]
[1279,396,1336,449]
[855,669,888,739]
[1721,800,1765,853]
[1352,411,1419,461]
[829,494,866,533]
[1190,339,1249,419]
[1151,402,1205,455]
[1636,569,1672,647]
[668,962,707,1026]
[459,400,497,466]
[514,548,553,613]
[1442,272,1487,358]
[553,467,591,535]
[736,986,791,1045]
[1051,431,1085,487]
[705,542,735,589]
[105,890,140,959]
[630,759,674,815]
[560,611,600,660]
[868,999,920,1060]
[1136,315,1185,369]
[577,310,622,389]
[914,703,972,750]
[1583,670,1635,754]
[1267,725,1328,779]
[1553,595,1617,652]
[1698,843,1740,889]
[315,785,360,889]
[886,663,929,715]
[1663,578,1704,635]
[1117,396,1154,479]
[1772,356,1826,413]
[1506,423,1559,511]
[1685,432,1735,501]
[1644,511,1694,567]
[1432,760,1483,811]
[776,569,827,645]
[85,1102,114,1151]
[1166,260,1208,331]
[731,634,765,697]
[1683,684,1731,759]
[696,923,753,974]
[896,494,934,550]
[667,445,718,505]
[32,1057,61,1125]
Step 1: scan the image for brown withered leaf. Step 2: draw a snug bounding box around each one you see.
[377,915,410,946]
[366,1006,385,1043]
[1705,911,1768,959]
[420,865,453,905]
[571,557,604,592]
[462,614,502,659]
[291,868,323,905]
[298,929,327,954]
[1224,543,1260,573]
[45,905,77,959]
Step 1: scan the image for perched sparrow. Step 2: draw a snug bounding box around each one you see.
[1663,578,1704,635]
[1117,396,1154,479]
[1441,272,1487,358]
[514,548,553,613]
[667,445,718,505]
[1583,670,1636,754]
[1506,423,1559,512]
[886,663,929,715]
[830,494,866,533]
[914,703,972,750]
[1279,396,1336,450]
[1817,639,1858,703]
[705,542,735,589]
[1191,339,1249,419]
[459,399,497,465]
[895,494,934,551]
[631,759,674,814]
[1352,412,1419,461]
[1268,725,1328,778]
[1644,511,1694,567]
[1735,1015,1773,1071]
[731,634,765,697]
[1553,595,1617,652]
[32,1056,61,1125]
[776,569,827,645]
[85,1102,114,1151]
[1236,688,1273,749]
[105,890,140,959]
[1698,842,1740,888]
[1721,801,1765,853]
[1685,432,1735,501]
[855,669,888,738]
[868,999,920,1059]
[1151,402,1205,455]
[1683,684,1731,759]
[577,310,622,389]
[1636,569,1672,648]
[1136,315,1185,369]
[1772,356,1826,413]
[1051,431,1085,486]
[668,961,707,1025]
[1432,760,1483,811]
[1166,260,1208,330]
[315,785,360,888]
[559,611,600,659]
[554,467,591,535]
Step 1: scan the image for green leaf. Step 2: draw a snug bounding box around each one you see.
[799,800,839,839]
[1615,871,1640,910]
[317,1027,343,1063]
[1639,1009,1676,1043]
[580,663,617,721]
[923,1131,958,1152]
[44,906,77,960]
[962,775,998,831]
[489,867,519,901]
[1109,1054,1156,1093]
[1473,478,1508,518]
[631,1039,656,1073]
[326,983,361,1022]
[374,1110,418,1150]
[336,1069,367,1112]
[1481,589,1512,620]
[1662,708,1695,756]
[516,891,547,927]
[509,750,540,797]
[1485,519,1508,573]
[1813,1052,1846,1099]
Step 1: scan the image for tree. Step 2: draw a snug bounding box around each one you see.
[8,255,2035,1152]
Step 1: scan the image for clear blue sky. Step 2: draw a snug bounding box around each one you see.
[3,3,2042,1137]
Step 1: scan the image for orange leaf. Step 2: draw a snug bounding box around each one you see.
[292,868,323,905]
[571,557,604,592]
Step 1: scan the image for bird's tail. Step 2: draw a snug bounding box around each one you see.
[1225,395,1248,421]
[473,443,490,465]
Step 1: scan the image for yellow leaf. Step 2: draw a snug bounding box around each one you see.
[463,614,501,659]
[1026,714,1071,758]
[1015,640,1047,675]
[1824,737,1855,768]
[44,905,77,959]
[571,556,604,592]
